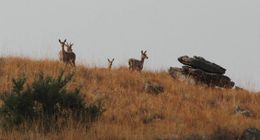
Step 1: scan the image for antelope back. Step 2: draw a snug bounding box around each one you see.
[128,58,143,71]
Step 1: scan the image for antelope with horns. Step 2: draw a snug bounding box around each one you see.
[128,50,148,72]
[107,58,114,70]
[58,39,76,66]
[65,42,76,66]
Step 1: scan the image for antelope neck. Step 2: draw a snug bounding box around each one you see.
[61,44,65,51]
[61,45,66,56]
[140,57,145,64]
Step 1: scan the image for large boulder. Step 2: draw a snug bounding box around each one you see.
[168,67,196,85]
[169,66,234,88]
[178,56,226,74]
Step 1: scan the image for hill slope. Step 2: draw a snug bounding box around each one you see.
[0,57,259,140]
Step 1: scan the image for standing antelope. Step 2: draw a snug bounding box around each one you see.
[58,39,68,62]
[107,58,114,70]
[128,50,148,72]
[58,39,76,66]
[65,42,76,66]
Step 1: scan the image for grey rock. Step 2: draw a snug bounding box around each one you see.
[234,105,254,117]
[178,55,226,74]
[169,66,234,88]
[240,128,260,140]
[144,81,164,95]
[167,67,196,85]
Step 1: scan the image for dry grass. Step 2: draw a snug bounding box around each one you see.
[0,57,259,140]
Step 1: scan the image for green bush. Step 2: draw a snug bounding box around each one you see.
[0,71,104,131]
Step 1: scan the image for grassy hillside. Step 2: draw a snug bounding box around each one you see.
[0,57,259,140]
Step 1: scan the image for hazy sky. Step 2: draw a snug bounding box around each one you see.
[0,0,260,91]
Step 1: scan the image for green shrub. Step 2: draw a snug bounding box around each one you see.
[0,71,104,131]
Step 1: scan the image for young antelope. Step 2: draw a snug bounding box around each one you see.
[107,58,114,70]
[65,42,76,66]
[128,50,148,72]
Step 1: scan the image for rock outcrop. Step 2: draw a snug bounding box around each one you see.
[240,128,260,140]
[169,56,235,88]
[178,56,226,74]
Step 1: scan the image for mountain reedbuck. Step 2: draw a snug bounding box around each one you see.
[107,58,114,70]
[128,50,148,72]
[58,39,67,62]
[65,42,76,66]
[58,39,76,66]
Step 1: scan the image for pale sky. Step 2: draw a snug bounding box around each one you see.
[0,0,260,91]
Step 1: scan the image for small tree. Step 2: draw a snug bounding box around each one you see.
[0,71,104,131]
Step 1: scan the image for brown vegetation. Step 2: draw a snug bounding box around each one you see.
[0,57,260,140]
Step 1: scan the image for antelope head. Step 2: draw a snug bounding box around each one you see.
[65,42,74,52]
[107,58,114,69]
[59,39,67,49]
[141,50,148,60]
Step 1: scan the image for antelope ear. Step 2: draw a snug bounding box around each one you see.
[144,50,147,53]
[64,39,67,42]
[112,58,114,62]
[141,50,143,54]
[107,58,110,62]
[59,39,61,43]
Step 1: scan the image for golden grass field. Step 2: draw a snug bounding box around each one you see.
[0,57,259,140]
